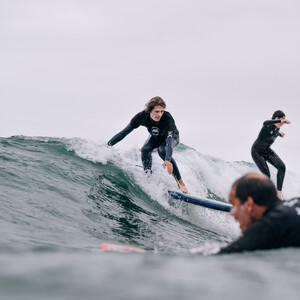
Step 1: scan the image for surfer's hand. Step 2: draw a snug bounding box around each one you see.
[282,119,291,124]
[280,131,285,137]
[163,161,173,174]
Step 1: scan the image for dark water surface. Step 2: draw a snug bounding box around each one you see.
[1,136,299,299]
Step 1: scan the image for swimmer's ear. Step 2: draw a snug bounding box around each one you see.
[244,197,255,214]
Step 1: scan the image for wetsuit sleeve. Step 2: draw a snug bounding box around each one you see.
[163,113,178,161]
[263,120,282,126]
[164,113,176,133]
[130,111,143,129]
[164,132,174,161]
[107,124,134,146]
[217,220,276,254]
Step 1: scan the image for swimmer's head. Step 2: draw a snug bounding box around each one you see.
[229,173,278,232]
[272,110,285,120]
[231,173,277,207]
[145,96,166,113]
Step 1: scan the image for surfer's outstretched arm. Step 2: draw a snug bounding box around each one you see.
[107,124,134,146]
[159,134,176,174]
[262,119,282,126]
[263,119,291,126]
[164,134,174,162]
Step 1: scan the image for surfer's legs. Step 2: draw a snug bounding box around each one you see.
[266,149,286,191]
[157,139,187,193]
[252,148,286,193]
[158,150,181,180]
[141,136,157,172]
[251,150,270,177]
[157,140,180,179]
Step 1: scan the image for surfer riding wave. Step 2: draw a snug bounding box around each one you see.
[107,96,188,193]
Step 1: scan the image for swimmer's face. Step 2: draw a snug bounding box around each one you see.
[229,188,254,232]
[150,105,164,122]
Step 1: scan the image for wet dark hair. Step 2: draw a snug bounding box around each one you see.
[272,110,285,119]
[233,175,277,206]
[145,96,166,112]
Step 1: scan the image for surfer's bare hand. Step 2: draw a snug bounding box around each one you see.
[163,161,173,174]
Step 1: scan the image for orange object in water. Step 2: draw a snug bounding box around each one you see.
[100,243,147,253]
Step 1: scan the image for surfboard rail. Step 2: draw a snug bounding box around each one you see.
[168,190,232,212]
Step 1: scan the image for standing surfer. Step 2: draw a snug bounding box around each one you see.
[107,96,188,193]
[251,110,291,200]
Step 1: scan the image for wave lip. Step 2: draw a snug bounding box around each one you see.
[1,135,299,255]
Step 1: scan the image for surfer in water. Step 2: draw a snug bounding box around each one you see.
[107,96,188,193]
[218,173,300,254]
[251,110,291,200]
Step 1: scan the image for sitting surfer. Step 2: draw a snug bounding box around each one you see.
[218,173,300,254]
[251,110,291,200]
[107,96,188,193]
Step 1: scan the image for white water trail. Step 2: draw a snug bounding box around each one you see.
[67,137,300,240]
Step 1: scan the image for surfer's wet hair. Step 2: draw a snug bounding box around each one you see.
[272,110,285,119]
[145,96,166,112]
[233,175,277,206]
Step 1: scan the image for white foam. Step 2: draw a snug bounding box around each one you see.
[66,137,300,238]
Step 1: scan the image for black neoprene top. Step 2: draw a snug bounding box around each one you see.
[107,111,179,162]
[252,120,282,151]
[218,197,300,254]
[129,110,179,141]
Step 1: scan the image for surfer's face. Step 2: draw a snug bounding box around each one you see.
[229,188,253,233]
[150,105,164,122]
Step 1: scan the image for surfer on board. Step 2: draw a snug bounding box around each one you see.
[107,96,188,193]
[218,173,300,254]
[251,110,291,200]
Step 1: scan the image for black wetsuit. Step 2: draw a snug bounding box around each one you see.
[218,197,300,254]
[108,110,182,181]
[251,120,286,190]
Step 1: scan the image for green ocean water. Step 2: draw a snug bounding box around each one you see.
[1,136,300,300]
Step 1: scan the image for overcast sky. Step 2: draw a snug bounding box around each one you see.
[1,0,299,172]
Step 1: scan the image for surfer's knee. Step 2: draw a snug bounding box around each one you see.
[141,145,152,157]
[277,161,286,174]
